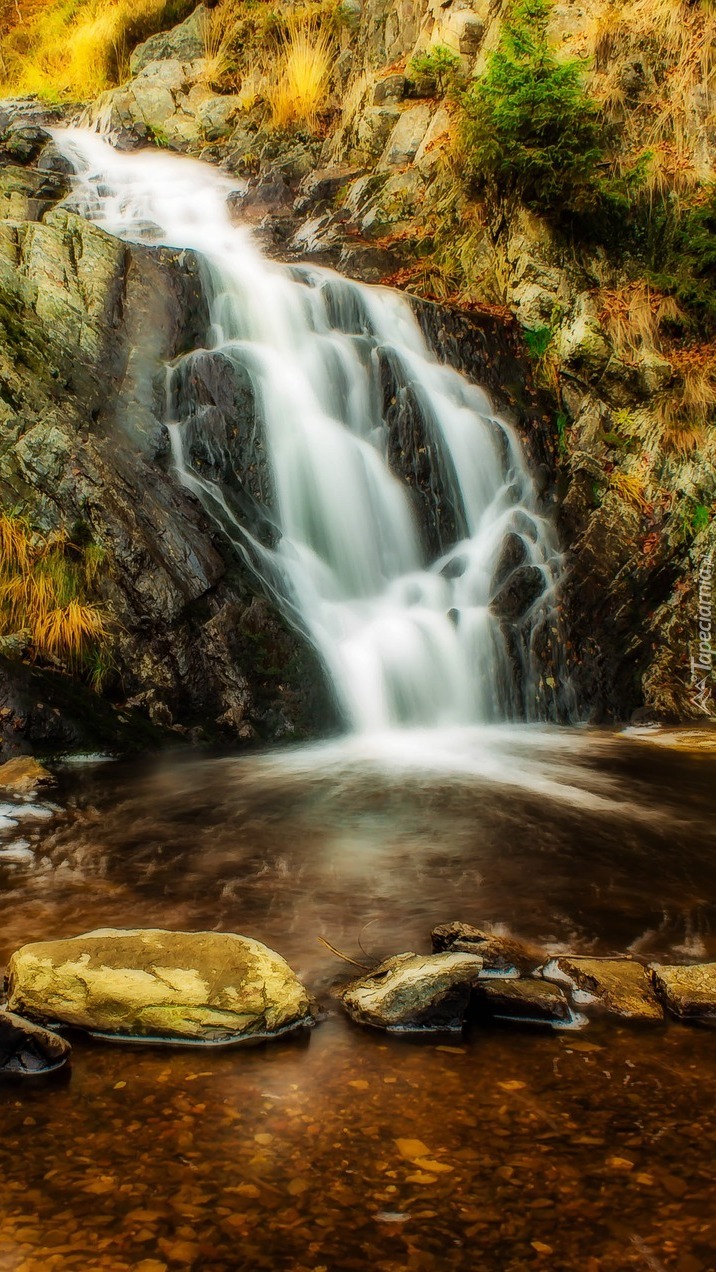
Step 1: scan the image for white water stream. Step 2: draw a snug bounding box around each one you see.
[56,129,565,731]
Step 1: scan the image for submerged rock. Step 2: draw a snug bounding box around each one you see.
[649,963,716,1021]
[338,951,484,1032]
[431,921,543,975]
[0,1008,70,1077]
[474,978,574,1026]
[7,929,313,1044]
[543,957,663,1021]
[0,756,53,794]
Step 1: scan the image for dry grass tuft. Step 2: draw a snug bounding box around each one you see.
[609,470,651,512]
[0,0,187,100]
[265,20,332,131]
[0,514,110,679]
[582,0,716,193]
[598,282,681,361]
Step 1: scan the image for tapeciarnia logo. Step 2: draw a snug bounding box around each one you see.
[690,552,714,713]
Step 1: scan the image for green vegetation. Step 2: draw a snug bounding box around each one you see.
[408,44,462,98]
[460,0,605,217]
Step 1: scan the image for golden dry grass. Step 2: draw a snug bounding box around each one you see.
[609,470,651,511]
[265,21,332,130]
[0,514,110,676]
[0,0,183,100]
[598,282,683,361]
[582,0,716,193]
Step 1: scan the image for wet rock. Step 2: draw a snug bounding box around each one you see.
[649,962,716,1021]
[0,1009,70,1078]
[338,951,484,1032]
[0,756,53,794]
[490,564,545,623]
[129,5,208,76]
[491,534,528,593]
[474,978,574,1026]
[543,957,663,1021]
[431,921,543,975]
[7,929,313,1044]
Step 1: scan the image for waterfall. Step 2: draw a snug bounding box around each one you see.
[55,128,566,732]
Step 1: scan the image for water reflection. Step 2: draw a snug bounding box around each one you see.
[0,728,715,1269]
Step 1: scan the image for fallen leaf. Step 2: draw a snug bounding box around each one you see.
[395,1139,430,1160]
[410,1158,453,1174]
[532,1241,554,1255]
[498,1080,526,1092]
[405,1171,438,1185]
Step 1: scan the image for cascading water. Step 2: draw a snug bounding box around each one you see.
[55,128,567,732]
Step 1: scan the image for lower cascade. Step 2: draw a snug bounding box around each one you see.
[56,128,565,732]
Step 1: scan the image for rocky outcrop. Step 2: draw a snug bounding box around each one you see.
[6,928,314,1043]
[0,1008,71,1077]
[0,124,332,755]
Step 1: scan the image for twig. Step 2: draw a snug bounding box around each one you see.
[317,936,370,971]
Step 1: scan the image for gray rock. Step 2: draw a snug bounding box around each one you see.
[649,963,716,1020]
[130,5,208,76]
[378,104,432,169]
[338,951,484,1032]
[0,1009,70,1077]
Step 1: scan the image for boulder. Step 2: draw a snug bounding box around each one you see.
[129,6,208,77]
[474,978,574,1026]
[490,564,546,623]
[338,951,484,1032]
[543,957,663,1021]
[0,756,53,794]
[7,929,313,1043]
[431,921,543,975]
[649,963,716,1020]
[0,1008,70,1077]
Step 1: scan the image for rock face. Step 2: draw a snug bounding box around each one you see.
[431,921,543,975]
[543,957,663,1021]
[0,756,52,793]
[649,963,716,1021]
[6,929,313,1044]
[0,1008,71,1077]
[0,125,331,756]
[338,951,484,1032]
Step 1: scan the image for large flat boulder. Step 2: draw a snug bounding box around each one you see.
[7,929,313,1044]
[0,1008,70,1077]
[543,956,663,1021]
[649,963,716,1020]
[338,951,484,1032]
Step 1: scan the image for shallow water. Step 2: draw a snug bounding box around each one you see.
[1,727,715,1271]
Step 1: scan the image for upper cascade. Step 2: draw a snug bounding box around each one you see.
[55,127,566,732]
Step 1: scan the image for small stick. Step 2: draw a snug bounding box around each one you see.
[317,936,370,971]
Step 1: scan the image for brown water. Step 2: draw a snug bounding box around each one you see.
[1,725,715,1272]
